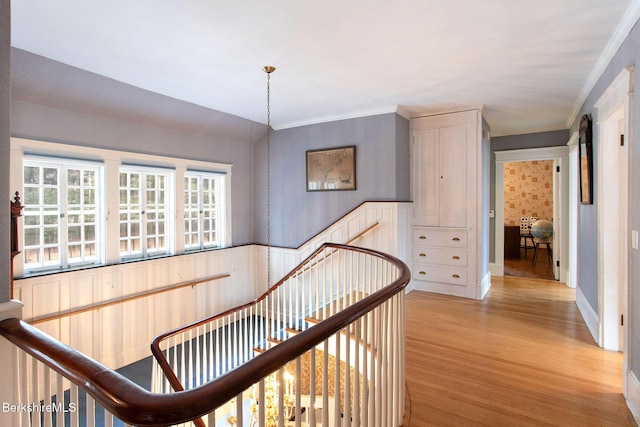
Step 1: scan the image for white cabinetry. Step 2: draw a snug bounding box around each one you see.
[413,124,470,227]
[411,109,490,299]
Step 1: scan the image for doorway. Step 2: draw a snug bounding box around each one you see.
[502,159,557,280]
[494,146,570,283]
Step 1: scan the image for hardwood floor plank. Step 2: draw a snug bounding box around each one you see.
[404,276,636,426]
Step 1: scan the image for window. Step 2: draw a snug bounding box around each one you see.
[184,172,226,250]
[22,159,103,272]
[119,167,173,259]
[13,137,232,277]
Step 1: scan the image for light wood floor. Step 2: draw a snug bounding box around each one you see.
[404,276,636,426]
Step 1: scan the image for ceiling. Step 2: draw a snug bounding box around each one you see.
[10,0,639,136]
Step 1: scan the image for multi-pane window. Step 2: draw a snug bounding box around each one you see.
[184,172,225,250]
[119,167,173,259]
[23,159,102,271]
[15,140,233,276]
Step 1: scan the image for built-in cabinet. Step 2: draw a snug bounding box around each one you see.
[411,109,490,299]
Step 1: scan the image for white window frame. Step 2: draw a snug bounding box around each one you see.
[11,137,233,277]
[22,156,105,273]
[184,171,227,250]
[119,165,175,260]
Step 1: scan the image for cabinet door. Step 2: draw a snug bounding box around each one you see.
[438,124,467,227]
[413,128,439,226]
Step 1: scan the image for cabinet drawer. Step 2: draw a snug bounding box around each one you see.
[412,228,468,248]
[412,247,467,267]
[413,264,467,285]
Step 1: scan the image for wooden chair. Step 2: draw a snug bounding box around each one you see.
[519,217,534,257]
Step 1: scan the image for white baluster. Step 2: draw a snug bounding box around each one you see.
[353,318,361,427]
[86,393,95,427]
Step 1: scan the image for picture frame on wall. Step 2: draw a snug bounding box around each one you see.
[306,145,356,192]
[578,114,593,205]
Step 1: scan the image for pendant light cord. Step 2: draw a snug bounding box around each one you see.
[264,66,275,290]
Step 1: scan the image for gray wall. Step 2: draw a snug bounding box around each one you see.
[0,0,9,303]
[10,50,265,246]
[489,130,569,262]
[569,18,640,375]
[395,114,411,201]
[253,113,411,247]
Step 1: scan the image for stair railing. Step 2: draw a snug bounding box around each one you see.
[0,243,410,426]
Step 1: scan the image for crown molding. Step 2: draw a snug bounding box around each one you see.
[394,105,413,120]
[409,104,485,119]
[566,0,640,129]
[273,106,399,130]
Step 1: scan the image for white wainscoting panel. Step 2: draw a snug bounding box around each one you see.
[14,245,258,369]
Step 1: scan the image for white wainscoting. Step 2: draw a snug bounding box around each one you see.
[12,202,412,370]
[14,245,256,369]
[260,202,413,294]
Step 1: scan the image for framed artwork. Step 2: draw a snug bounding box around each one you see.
[578,114,593,205]
[306,145,356,191]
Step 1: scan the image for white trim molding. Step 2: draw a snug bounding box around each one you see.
[627,370,640,425]
[489,262,504,277]
[576,285,600,346]
[494,146,570,162]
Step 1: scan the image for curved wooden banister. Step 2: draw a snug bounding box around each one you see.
[0,243,410,427]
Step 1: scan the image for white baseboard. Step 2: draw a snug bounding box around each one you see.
[411,281,468,298]
[411,275,491,301]
[478,271,492,300]
[626,369,640,425]
[405,280,416,294]
[489,262,504,277]
[576,285,599,346]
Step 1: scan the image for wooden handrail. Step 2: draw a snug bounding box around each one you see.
[0,243,410,426]
[29,273,230,325]
[345,221,379,245]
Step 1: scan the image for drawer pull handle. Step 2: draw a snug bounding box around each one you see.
[419,253,426,257]
[452,237,460,241]
[419,271,426,275]
[452,256,460,260]
[419,235,427,240]
[452,274,460,279]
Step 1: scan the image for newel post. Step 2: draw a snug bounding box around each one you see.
[10,192,22,299]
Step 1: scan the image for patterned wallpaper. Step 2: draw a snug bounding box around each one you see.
[504,160,554,225]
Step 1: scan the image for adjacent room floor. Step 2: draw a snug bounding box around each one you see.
[504,247,555,281]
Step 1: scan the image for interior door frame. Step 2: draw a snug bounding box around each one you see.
[567,132,579,289]
[593,67,632,366]
[494,146,570,282]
